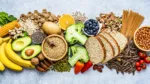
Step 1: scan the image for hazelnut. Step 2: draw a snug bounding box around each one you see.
[39,18,45,23]
[37,53,45,61]
[34,10,38,14]
[43,13,50,18]
[42,9,47,13]
[31,58,39,65]
[25,49,34,56]
[48,16,53,21]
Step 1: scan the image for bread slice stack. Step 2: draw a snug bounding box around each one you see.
[85,28,128,64]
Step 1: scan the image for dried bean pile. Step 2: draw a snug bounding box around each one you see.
[106,40,140,75]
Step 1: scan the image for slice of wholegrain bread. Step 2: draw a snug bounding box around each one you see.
[85,37,105,64]
[103,28,128,52]
[100,32,120,57]
[98,35,114,63]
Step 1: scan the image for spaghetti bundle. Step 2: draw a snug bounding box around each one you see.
[121,10,144,40]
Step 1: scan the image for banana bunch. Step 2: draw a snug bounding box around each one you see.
[0,37,10,45]
[0,38,35,72]
[0,61,5,71]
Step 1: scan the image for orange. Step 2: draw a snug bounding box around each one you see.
[58,14,75,30]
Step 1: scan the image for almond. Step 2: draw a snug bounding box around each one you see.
[36,66,46,72]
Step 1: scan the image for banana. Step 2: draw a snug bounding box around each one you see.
[0,37,10,45]
[5,39,35,68]
[0,42,23,71]
[0,61,5,71]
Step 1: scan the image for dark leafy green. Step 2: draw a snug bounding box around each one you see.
[0,12,17,26]
[51,57,71,72]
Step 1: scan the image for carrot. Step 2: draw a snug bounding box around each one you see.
[74,61,84,74]
[0,20,20,37]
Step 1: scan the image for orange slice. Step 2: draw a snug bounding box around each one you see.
[58,14,75,30]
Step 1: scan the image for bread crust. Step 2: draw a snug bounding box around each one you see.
[95,36,106,62]
[98,35,114,64]
[99,34,114,57]
[103,32,120,56]
[85,37,105,64]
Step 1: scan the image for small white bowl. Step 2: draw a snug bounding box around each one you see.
[82,20,102,36]
[134,26,150,52]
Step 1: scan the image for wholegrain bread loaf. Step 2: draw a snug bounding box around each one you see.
[98,35,114,63]
[100,32,120,57]
[103,28,128,52]
[85,37,105,64]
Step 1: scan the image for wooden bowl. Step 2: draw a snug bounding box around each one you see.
[42,34,68,61]
[134,26,150,52]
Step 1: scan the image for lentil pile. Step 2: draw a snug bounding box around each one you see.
[106,40,140,75]
[135,27,150,50]
[96,12,122,31]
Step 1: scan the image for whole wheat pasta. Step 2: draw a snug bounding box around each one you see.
[121,10,144,40]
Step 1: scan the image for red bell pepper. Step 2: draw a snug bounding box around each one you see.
[81,60,93,73]
[74,61,84,74]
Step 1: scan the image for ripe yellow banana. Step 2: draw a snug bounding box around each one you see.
[0,37,10,45]
[0,61,5,71]
[0,42,23,71]
[5,39,35,68]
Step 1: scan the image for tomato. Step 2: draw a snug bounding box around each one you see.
[136,67,141,71]
[139,60,145,64]
[135,62,140,67]
[138,51,147,59]
[144,56,150,63]
[142,64,146,69]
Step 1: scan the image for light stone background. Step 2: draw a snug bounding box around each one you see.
[0,0,150,84]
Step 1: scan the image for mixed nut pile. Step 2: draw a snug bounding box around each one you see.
[96,12,122,31]
[20,9,60,27]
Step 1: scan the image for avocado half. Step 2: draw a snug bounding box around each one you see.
[12,37,32,51]
[21,45,41,60]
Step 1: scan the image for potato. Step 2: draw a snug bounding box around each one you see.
[42,22,61,35]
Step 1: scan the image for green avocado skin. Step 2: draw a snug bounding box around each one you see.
[12,37,32,52]
[21,45,41,60]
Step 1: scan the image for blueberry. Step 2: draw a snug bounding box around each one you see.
[85,23,89,27]
[89,24,92,27]
[93,28,97,31]
[93,23,96,26]
[95,26,99,29]
[87,31,91,34]
[84,28,87,31]
[94,20,97,23]
[89,21,92,24]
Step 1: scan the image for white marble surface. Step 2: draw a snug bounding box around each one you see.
[0,0,150,84]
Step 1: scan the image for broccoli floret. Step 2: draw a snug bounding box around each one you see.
[65,23,87,45]
[68,45,89,66]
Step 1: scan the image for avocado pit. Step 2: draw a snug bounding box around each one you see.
[25,49,34,56]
